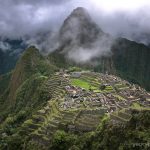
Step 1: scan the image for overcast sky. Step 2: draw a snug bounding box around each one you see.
[0,0,150,44]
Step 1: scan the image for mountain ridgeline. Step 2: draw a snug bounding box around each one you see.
[0,46,58,119]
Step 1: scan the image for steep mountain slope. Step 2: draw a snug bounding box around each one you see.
[112,38,150,91]
[94,38,150,90]
[0,46,58,120]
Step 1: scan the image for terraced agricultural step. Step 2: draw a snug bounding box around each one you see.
[37,129,47,135]
[48,119,60,126]
[32,115,45,123]
[118,112,132,120]
[46,123,58,131]
[29,133,51,148]
[79,115,101,122]
[53,115,62,120]
[74,114,101,129]
[110,114,129,123]
[35,123,58,138]
[62,115,74,122]
[40,124,58,137]
[49,102,59,113]
[81,109,107,115]
[29,117,59,141]
[76,119,97,128]
[19,127,35,135]
[47,82,61,85]
[23,119,41,129]
[53,89,64,94]
[124,109,132,114]
[59,111,78,125]
[76,118,99,127]
[62,112,76,117]
[75,124,96,132]
[48,86,66,93]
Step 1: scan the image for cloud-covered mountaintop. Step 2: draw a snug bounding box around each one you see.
[0,0,150,45]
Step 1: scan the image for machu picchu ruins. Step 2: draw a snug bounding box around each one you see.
[13,69,149,148]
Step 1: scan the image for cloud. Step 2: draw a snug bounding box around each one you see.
[0,0,150,49]
[0,0,74,39]
[25,30,60,54]
[89,6,150,44]
[67,36,113,63]
[88,0,150,12]
[14,0,69,5]
[0,41,11,51]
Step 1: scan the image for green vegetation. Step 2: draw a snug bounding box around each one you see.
[112,38,150,91]
[115,83,128,89]
[48,51,69,69]
[14,73,49,113]
[0,72,11,96]
[68,66,83,73]
[71,79,90,90]
[1,109,149,150]
[50,130,78,150]
[71,78,117,94]
[131,102,150,111]
[0,46,59,147]
[113,94,126,101]
[46,110,150,150]
[0,46,57,115]
[131,102,142,109]
[93,89,101,93]
[71,78,99,91]
[105,85,113,91]
[0,44,150,150]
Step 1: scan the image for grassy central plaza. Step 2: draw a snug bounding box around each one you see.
[71,78,91,90]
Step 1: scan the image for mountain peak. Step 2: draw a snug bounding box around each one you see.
[59,7,104,50]
[73,7,87,12]
[70,7,90,19]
